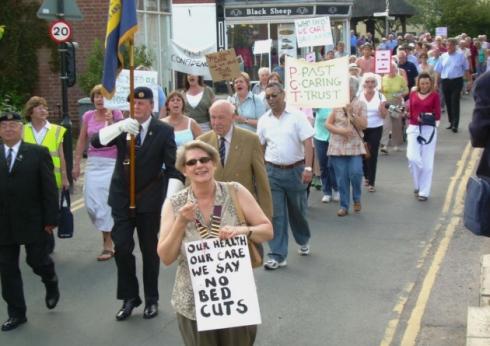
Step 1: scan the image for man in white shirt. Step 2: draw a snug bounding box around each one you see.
[257,82,315,270]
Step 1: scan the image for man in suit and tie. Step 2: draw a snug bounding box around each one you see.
[0,112,60,331]
[91,87,184,321]
[197,99,272,219]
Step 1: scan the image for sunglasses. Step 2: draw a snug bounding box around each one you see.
[265,93,280,100]
[185,156,212,166]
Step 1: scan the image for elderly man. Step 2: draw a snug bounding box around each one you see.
[252,67,271,96]
[92,86,183,321]
[435,38,473,132]
[197,100,272,219]
[397,50,419,90]
[257,82,315,270]
[0,112,59,331]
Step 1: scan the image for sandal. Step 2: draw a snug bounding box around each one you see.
[367,185,376,193]
[97,250,114,261]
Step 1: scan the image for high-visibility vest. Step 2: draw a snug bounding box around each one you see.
[23,123,66,189]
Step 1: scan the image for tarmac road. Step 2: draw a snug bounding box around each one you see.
[1,95,488,346]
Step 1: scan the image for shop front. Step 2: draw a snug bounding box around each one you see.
[220,1,353,82]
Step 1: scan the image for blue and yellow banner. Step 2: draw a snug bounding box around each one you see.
[101,0,138,99]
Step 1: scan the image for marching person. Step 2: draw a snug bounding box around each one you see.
[197,99,273,219]
[0,112,60,331]
[158,140,273,345]
[257,82,315,270]
[91,87,184,321]
[406,73,441,201]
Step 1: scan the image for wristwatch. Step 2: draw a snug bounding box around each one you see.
[304,166,313,172]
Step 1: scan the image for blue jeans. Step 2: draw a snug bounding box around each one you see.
[330,156,363,210]
[266,164,311,262]
[314,138,337,196]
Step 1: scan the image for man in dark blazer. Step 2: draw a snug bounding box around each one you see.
[197,99,272,220]
[0,112,60,331]
[92,87,183,321]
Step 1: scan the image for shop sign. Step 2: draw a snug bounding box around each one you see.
[316,5,350,16]
[185,236,261,332]
[278,24,298,59]
[225,6,314,18]
[285,56,350,108]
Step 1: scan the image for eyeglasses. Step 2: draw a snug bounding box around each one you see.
[185,156,212,166]
[265,93,280,100]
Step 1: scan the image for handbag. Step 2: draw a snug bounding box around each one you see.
[227,183,264,268]
[58,188,74,238]
[348,111,371,160]
[417,112,436,145]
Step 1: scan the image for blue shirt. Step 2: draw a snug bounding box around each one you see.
[227,91,266,133]
[158,86,166,111]
[350,34,358,48]
[435,51,469,79]
[314,108,332,141]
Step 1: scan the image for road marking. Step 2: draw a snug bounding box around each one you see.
[71,197,84,208]
[400,145,479,346]
[379,141,476,346]
[71,197,85,212]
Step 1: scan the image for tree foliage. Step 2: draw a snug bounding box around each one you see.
[410,0,490,37]
[0,0,54,111]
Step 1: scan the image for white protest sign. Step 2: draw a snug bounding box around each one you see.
[170,41,213,80]
[253,39,272,55]
[285,56,349,108]
[295,16,333,48]
[435,27,448,37]
[185,236,261,332]
[375,50,392,74]
[103,69,158,112]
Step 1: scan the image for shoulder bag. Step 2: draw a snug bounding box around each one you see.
[347,108,371,160]
[58,188,74,238]
[227,183,264,268]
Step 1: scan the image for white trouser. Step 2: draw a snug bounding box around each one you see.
[406,124,437,197]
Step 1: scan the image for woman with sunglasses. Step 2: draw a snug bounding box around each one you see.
[227,72,266,132]
[158,140,272,345]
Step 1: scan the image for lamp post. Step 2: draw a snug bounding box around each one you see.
[385,0,390,37]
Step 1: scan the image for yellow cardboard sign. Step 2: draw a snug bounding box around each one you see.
[206,49,241,82]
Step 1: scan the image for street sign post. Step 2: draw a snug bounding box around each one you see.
[49,20,72,43]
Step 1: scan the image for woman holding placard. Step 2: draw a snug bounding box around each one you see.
[158,140,272,346]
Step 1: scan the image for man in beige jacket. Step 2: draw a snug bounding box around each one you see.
[197,100,272,220]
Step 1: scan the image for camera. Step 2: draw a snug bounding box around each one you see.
[384,103,405,113]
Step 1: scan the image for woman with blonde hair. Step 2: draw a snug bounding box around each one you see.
[73,84,123,260]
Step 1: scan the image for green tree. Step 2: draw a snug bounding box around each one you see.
[0,0,54,111]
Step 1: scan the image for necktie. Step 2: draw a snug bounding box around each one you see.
[136,126,143,146]
[219,137,226,166]
[6,148,13,172]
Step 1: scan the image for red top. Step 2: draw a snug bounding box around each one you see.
[408,91,441,125]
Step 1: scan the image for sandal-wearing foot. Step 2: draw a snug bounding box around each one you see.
[418,196,428,201]
[353,202,361,213]
[97,250,114,261]
[337,208,348,217]
[367,185,376,193]
[414,189,419,197]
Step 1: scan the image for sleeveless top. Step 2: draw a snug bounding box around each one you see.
[184,86,215,124]
[84,109,123,159]
[174,118,194,147]
[169,181,241,320]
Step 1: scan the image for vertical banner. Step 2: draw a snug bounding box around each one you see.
[285,56,349,108]
[375,50,392,74]
[294,17,333,48]
[185,236,262,332]
[103,69,159,112]
[278,24,297,58]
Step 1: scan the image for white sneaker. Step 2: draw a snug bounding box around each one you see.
[264,258,287,270]
[332,191,340,202]
[321,195,331,203]
[298,243,310,256]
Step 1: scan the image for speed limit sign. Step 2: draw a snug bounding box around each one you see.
[49,20,72,43]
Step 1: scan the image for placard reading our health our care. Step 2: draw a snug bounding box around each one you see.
[103,69,158,112]
[185,235,261,332]
[294,16,333,48]
[375,50,392,74]
[285,56,349,108]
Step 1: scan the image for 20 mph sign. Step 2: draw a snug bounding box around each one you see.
[49,20,72,43]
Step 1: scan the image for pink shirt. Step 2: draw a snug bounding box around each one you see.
[84,109,123,158]
[408,91,441,126]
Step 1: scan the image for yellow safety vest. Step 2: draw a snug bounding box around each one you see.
[23,123,66,189]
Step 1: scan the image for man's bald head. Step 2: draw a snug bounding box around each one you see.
[209,100,235,136]
[397,50,407,64]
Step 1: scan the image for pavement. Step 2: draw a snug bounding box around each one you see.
[1,94,488,346]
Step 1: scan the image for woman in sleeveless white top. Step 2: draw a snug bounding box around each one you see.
[158,140,272,346]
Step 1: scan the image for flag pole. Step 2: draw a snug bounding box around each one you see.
[129,38,136,211]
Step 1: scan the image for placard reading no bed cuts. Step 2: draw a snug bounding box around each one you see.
[185,235,261,332]
[285,56,349,108]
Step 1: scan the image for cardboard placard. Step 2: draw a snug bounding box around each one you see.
[205,49,242,82]
[375,50,392,74]
[285,56,349,108]
[103,69,159,112]
[295,16,333,48]
[185,236,261,332]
